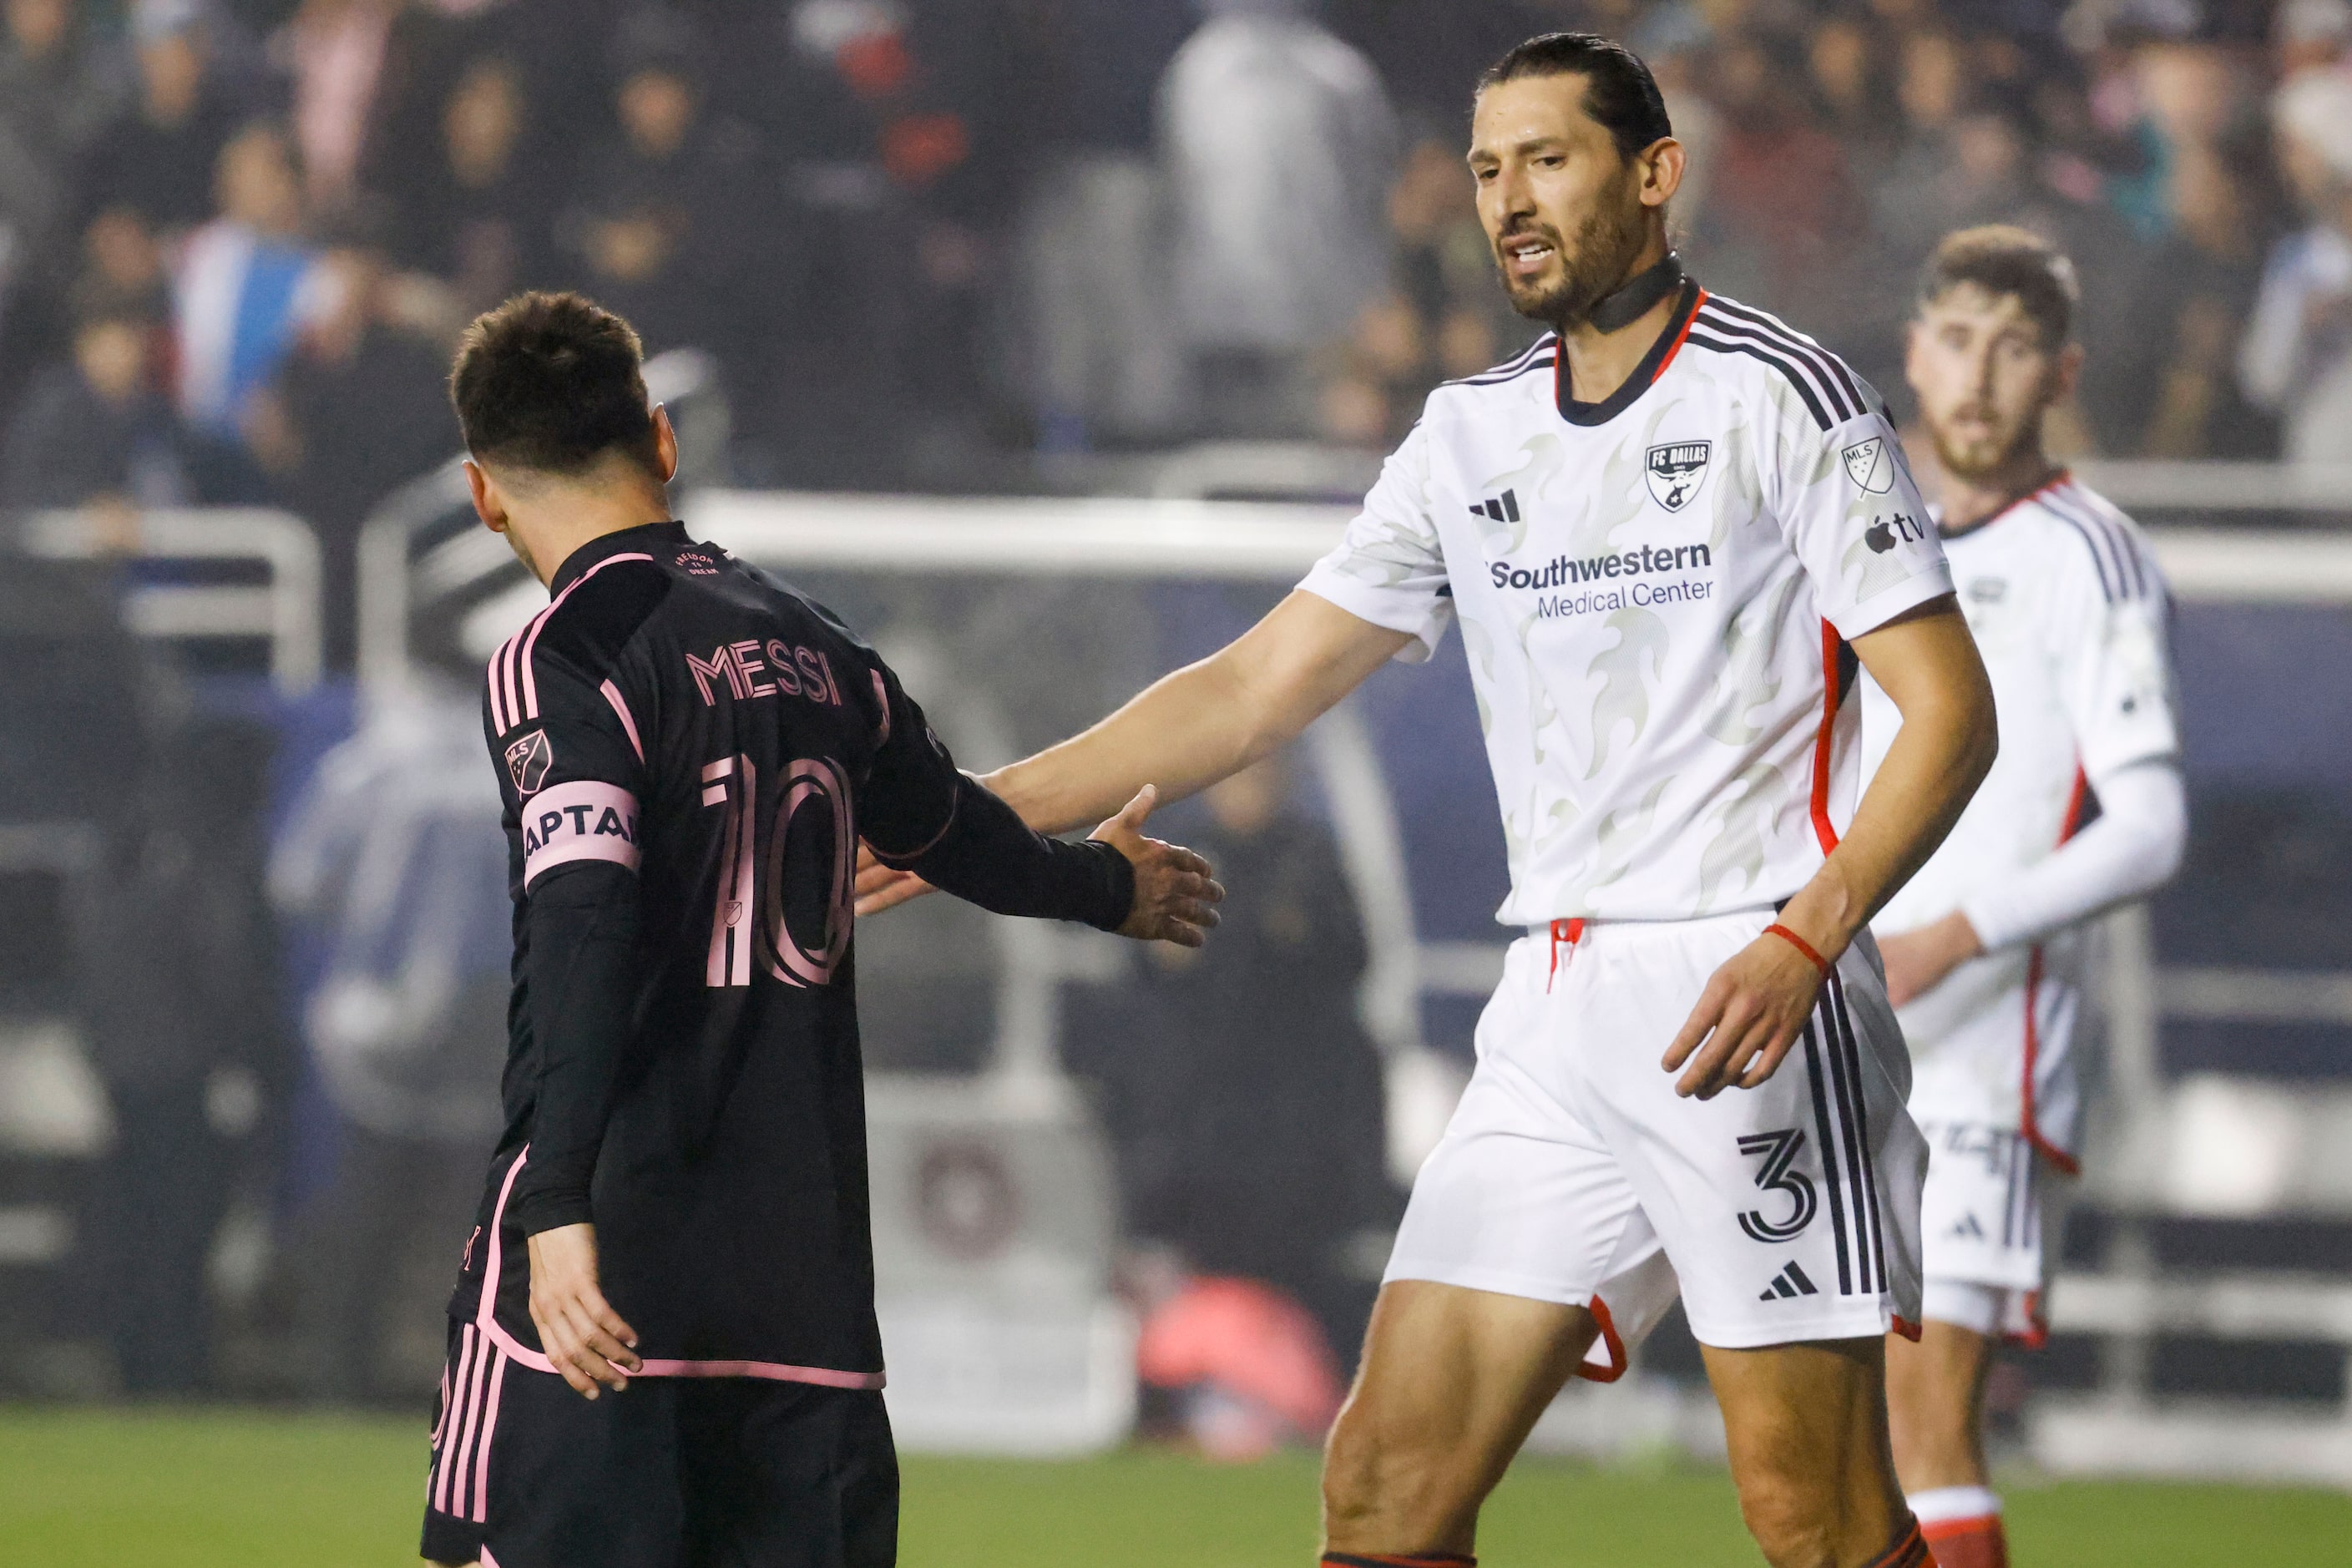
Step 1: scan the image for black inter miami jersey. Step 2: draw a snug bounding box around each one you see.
[447,521,1132,1384]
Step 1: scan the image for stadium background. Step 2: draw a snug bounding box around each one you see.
[4,0,2352,1561]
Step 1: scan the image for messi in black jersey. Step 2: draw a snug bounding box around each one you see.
[421,294,1221,1568]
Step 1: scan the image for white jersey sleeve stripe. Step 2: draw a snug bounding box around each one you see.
[1692,309,1852,424]
[1702,296,1865,417]
[1451,332,1559,387]
[2038,488,2140,602]
[1685,327,1836,430]
[2053,483,2152,599]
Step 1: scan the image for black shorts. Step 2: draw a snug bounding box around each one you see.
[420,1321,898,1568]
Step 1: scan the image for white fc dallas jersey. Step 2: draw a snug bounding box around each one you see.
[1302,282,1954,924]
[1859,475,2178,1164]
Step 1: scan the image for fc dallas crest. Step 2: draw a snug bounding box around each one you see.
[1645,440,1712,512]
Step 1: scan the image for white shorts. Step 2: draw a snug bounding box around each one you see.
[1388,910,1926,1360]
[1916,1119,2071,1346]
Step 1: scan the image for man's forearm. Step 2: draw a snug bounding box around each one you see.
[1958,758,2186,951]
[987,590,1409,834]
[987,655,1264,834]
[1784,610,1998,958]
[889,773,1135,929]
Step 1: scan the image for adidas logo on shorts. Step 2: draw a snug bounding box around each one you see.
[1758,1261,1821,1302]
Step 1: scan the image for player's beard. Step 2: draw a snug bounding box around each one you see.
[1495,169,1651,330]
[1928,400,2042,484]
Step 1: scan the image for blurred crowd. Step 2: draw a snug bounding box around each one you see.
[2,0,2349,1416]
[0,1,2347,655]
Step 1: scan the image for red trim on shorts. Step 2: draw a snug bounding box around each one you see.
[1892,1314,1923,1343]
[1547,917,1585,991]
[1571,1292,1630,1383]
[2006,1289,2051,1351]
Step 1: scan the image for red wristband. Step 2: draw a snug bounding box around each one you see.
[1763,922,1831,978]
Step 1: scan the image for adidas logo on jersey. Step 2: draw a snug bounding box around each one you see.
[1950,1212,1985,1240]
[1469,489,1522,524]
[1758,1261,1821,1302]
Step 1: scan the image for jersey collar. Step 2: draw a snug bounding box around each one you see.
[1553,278,1706,427]
[549,520,691,594]
[1936,468,2069,542]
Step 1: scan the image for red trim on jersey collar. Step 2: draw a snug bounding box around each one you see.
[1552,280,1706,427]
[1936,468,2070,542]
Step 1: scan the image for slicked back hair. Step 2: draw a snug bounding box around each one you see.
[1917,225,2079,348]
[1479,32,1673,163]
[450,291,662,481]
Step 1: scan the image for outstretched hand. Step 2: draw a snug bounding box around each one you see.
[1660,932,1830,1099]
[853,845,932,917]
[1089,786,1225,947]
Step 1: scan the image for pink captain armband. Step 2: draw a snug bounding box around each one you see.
[521,780,643,888]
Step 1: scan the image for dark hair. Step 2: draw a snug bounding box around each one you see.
[1479,32,1673,163]
[449,291,661,479]
[1916,225,2078,346]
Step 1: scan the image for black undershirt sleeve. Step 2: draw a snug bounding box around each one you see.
[505,859,643,1237]
[857,652,1135,933]
[876,772,1136,933]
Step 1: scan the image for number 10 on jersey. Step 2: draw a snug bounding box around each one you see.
[701,754,856,989]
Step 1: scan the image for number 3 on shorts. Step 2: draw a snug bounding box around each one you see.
[1737,1129,1818,1243]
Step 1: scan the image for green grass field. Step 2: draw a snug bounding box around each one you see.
[3,1407,2347,1565]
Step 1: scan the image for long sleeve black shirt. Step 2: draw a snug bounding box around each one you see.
[447,522,1130,1382]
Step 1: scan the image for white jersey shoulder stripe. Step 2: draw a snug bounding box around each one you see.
[1700,295,1866,415]
[2035,480,2150,603]
[1685,311,1842,431]
[1449,332,1560,388]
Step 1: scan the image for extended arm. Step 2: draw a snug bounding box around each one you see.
[987,590,1414,834]
[1664,598,1997,1096]
[878,772,1137,928]
[857,592,1409,915]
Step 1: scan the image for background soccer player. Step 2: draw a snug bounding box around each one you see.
[862,33,1995,1568]
[1864,227,2187,1568]
[420,291,1222,1568]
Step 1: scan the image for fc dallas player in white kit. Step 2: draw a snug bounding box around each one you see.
[1862,228,2186,1568]
[862,34,1997,1568]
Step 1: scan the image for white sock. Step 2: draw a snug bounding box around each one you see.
[1908,1485,2001,1525]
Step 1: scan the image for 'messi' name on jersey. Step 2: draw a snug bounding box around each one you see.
[686,640,846,708]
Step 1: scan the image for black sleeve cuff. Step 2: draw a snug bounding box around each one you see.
[508,1141,598,1235]
[1070,837,1137,933]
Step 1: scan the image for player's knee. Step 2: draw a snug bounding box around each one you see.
[1732,1473,1842,1568]
[1322,1404,1444,1539]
